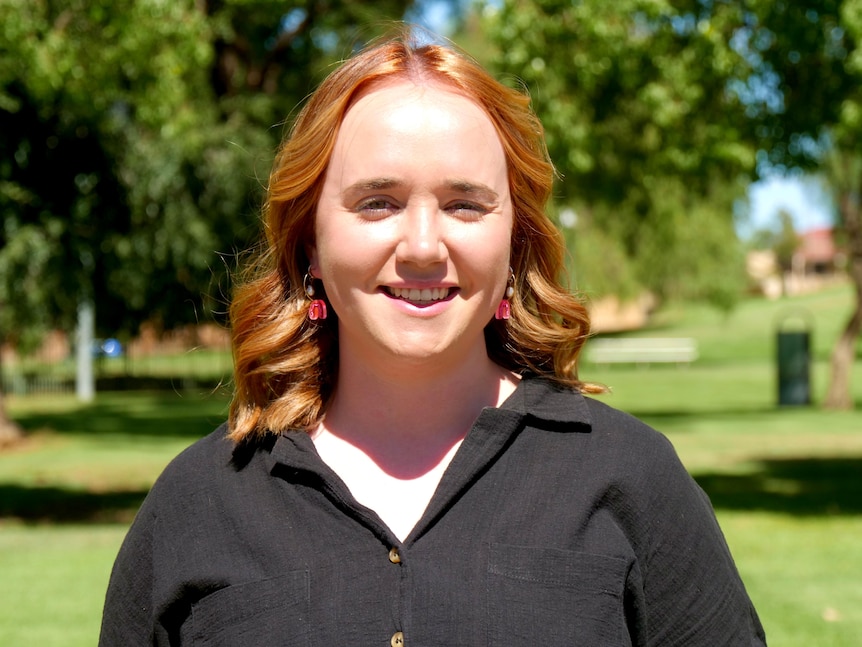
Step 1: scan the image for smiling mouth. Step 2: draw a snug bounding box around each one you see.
[385,286,452,305]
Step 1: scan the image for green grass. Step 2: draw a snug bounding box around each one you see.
[1,283,861,645]
[583,283,862,645]
[1,390,231,522]
[0,525,128,647]
[0,390,231,647]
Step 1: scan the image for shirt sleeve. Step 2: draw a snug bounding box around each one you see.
[628,433,767,646]
[99,502,158,646]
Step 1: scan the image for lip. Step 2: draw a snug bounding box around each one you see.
[380,285,459,309]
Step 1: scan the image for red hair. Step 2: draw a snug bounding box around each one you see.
[228,31,599,442]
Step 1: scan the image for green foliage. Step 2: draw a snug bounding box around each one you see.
[489,1,755,185]
[480,0,758,308]
[744,0,855,167]
[0,0,413,346]
[563,216,642,302]
[738,1,862,408]
[476,0,862,322]
[0,0,227,340]
[0,223,56,351]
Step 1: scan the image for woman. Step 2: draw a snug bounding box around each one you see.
[100,31,766,646]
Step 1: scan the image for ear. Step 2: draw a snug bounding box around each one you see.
[305,244,320,278]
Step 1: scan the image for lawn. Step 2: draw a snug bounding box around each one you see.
[0,390,231,647]
[1,283,861,645]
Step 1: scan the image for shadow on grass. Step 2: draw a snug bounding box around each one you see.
[694,456,862,516]
[5,394,860,523]
[624,402,862,430]
[4,457,860,525]
[0,484,147,523]
[12,391,230,440]
[2,391,230,524]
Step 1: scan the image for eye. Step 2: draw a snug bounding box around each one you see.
[445,201,489,220]
[356,197,399,219]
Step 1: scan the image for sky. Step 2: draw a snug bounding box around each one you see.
[413,0,456,33]
[743,175,836,239]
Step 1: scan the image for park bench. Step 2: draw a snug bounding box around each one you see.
[585,337,699,367]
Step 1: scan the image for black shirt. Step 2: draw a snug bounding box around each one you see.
[100,377,766,646]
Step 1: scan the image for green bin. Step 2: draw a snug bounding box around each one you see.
[776,320,811,406]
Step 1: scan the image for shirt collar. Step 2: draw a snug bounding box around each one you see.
[267,375,593,472]
[499,376,593,430]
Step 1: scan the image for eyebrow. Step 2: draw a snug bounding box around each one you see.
[343,177,500,203]
[444,179,500,204]
[343,178,404,199]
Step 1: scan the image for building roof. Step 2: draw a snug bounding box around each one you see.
[797,227,837,264]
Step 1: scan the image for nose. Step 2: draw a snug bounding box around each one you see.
[395,203,448,267]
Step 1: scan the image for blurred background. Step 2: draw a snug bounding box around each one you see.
[1,1,860,645]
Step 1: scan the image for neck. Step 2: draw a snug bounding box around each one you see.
[334,347,515,431]
[316,343,518,474]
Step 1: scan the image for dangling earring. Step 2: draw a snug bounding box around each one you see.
[304,269,327,321]
[495,268,515,320]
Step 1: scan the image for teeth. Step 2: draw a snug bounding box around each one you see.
[389,287,450,301]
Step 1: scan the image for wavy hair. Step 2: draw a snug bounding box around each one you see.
[228,29,601,442]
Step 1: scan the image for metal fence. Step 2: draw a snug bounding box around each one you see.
[0,348,233,396]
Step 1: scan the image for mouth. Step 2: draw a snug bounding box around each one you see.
[384,286,454,306]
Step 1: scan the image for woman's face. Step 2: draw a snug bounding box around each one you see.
[310,80,513,373]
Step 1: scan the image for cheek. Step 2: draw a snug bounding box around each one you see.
[450,229,511,294]
[489,225,514,291]
[315,224,391,282]
[474,220,513,266]
[313,213,353,267]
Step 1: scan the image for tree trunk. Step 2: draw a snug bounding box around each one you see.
[0,391,24,449]
[0,340,24,448]
[824,186,862,410]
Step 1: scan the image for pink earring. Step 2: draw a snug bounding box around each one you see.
[304,270,327,321]
[495,268,515,320]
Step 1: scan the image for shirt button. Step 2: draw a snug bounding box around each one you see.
[388,547,401,564]
[391,631,404,646]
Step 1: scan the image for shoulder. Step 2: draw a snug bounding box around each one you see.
[130,423,283,541]
[520,381,701,510]
[581,395,680,462]
[144,423,238,504]
[516,377,681,469]
[577,395,699,504]
[514,379,694,498]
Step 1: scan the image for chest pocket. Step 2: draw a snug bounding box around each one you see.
[487,544,630,647]
[182,570,310,647]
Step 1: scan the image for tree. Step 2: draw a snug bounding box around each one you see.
[752,209,801,295]
[0,0,231,442]
[480,0,862,407]
[820,149,862,408]
[746,0,862,408]
[0,0,414,441]
[479,0,755,308]
[0,374,19,445]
